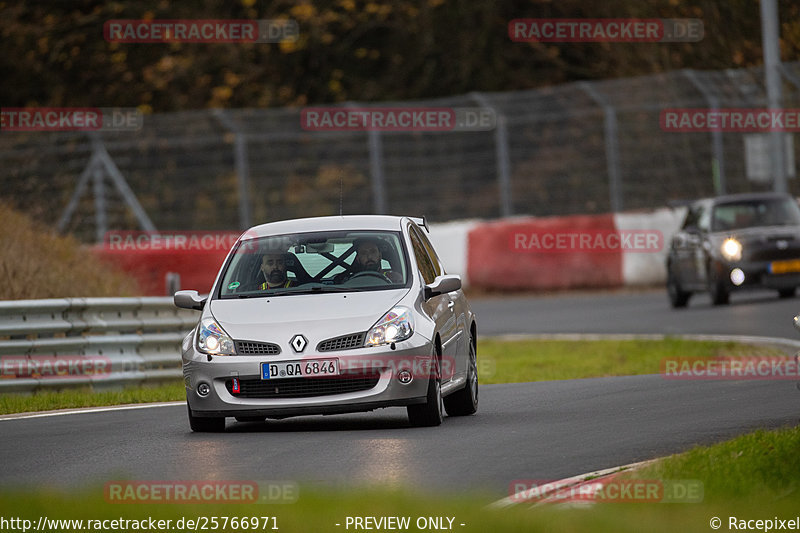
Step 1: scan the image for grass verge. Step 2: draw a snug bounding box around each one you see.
[477,337,787,384]
[0,382,185,415]
[630,425,800,503]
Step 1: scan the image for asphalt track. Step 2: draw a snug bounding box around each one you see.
[2,288,799,498]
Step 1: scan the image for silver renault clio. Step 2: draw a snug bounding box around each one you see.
[174,215,478,432]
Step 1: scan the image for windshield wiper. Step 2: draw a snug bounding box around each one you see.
[264,286,362,296]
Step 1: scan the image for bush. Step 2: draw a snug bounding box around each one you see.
[0,203,140,299]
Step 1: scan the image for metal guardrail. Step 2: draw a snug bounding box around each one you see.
[0,297,198,393]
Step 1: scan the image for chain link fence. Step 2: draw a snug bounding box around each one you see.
[2,62,800,242]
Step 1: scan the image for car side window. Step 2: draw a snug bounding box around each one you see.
[697,205,711,232]
[409,227,436,285]
[682,205,700,230]
[413,225,445,276]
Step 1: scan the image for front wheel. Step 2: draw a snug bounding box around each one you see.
[407,356,443,427]
[187,401,225,432]
[444,337,478,416]
[708,266,730,305]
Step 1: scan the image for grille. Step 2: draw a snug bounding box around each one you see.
[317,332,365,352]
[235,341,281,355]
[748,248,800,262]
[225,373,380,398]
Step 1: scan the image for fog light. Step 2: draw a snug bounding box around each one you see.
[730,268,745,286]
[397,370,413,384]
[197,382,211,397]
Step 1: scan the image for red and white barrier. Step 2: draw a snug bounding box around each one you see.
[92,209,680,295]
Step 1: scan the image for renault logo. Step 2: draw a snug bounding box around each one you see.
[290,334,307,353]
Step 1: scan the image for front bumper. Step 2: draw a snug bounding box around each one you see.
[183,336,434,418]
[713,259,800,291]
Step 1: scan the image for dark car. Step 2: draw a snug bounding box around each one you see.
[667,192,800,308]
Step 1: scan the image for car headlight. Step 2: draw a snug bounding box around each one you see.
[366,306,414,346]
[721,238,742,261]
[197,317,236,355]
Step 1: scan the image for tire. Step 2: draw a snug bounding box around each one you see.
[235,416,266,423]
[407,355,443,427]
[708,265,730,305]
[666,266,691,309]
[444,336,478,416]
[187,402,225,432]
[778,288,796,299]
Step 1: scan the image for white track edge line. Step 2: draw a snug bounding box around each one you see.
[488,459,658,509]
[0,401,186,421]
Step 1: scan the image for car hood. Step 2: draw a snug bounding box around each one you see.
[208,288,411,349]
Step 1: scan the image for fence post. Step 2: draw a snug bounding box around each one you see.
[212,109,252,229]
[470,92,512,217]
[683,69,727,195]
[368,129,387,214]
[580,82,623,212]
[761,0,788,193]
[344,102,387,214]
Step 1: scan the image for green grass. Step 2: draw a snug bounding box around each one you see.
[0,381,185,415]
[477,337,786,384]
[630,425,800,503]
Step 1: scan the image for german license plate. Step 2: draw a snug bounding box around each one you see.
[261,359,339,380]
[770,259,800,274]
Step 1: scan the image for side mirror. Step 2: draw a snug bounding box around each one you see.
[174,290,206,311]
[424,274,462,300]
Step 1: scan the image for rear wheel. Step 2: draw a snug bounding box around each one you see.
[778,288,796,299]
[667,265,691,308]
[407,355,443,427]
[444,336,478,416]
[187,401,225,432]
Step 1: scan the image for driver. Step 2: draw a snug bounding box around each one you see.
[346,238,403,283]
[259,252,295,289]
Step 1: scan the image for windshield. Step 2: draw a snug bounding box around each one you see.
[218,230,409,298]
[711,197,800,232]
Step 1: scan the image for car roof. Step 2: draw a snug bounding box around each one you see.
[706,192,794,206]
[241,215,415,239]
